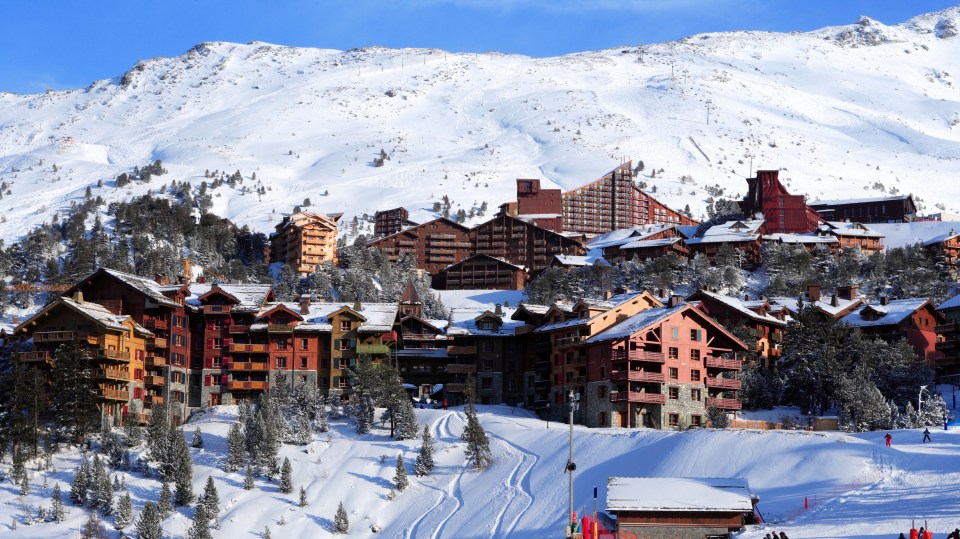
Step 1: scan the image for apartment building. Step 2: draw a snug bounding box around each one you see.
[270,211,342,274]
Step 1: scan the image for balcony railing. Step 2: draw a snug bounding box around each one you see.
[147,338,168,350]
[229,324,251,334]
[706,397,742,410]
[18,351,52,363]
[144,394,164,406]
[610,370,665,383]
[446,364,477,374]
[33,330,94,343]
[936,321,960,334]
[267,324,296,333]
[144,375,165,387]
[97,349,131,362]
[203,305,233,315]
[228,380,270,391]
[356,344,391,355]
[705,357,742,370]
[230,361,270,371]
[93,368,130,382]
[447,346,478,355]
[936,340,959,351]
[143,319,169,331]
[229,343,270,354]
[610,391,666,404]
[705,377,742,390]
[611,350,665,363]
[98,388,128,401]
[145,355,166,368]
[555,335,583,347]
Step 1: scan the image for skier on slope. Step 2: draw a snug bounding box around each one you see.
[885,432,893,447]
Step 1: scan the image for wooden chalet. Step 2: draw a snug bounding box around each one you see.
[583,301,748,429]
[816,221,884,254]
[373,207,417,238]
[269,211,341,274]
[686,219,766,268]
[769,284,865,321]
[445,304,527,405]
[367,218,473,276]
[686,290,789,366]
[923,230,960,278]
[840,297,943,365]
[432,254,528,290]
[936,294,960,377]
[471,213,586,275]
[808,194,917,223]
[606,477,758,539]
[509,303,553,408]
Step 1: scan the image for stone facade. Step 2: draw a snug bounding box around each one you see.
[661,381,707,429]
[585,380,614,427]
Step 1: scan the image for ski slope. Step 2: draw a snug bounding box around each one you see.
[4,405,960,538]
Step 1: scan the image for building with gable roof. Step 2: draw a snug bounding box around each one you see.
[808,194,917,223]
[839,297,943,365]
[816,221,884,254]
[687,290,790,366]
[686,219,766,268]
[269,210,342,274]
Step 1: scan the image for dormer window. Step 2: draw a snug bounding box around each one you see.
[478,320,497,331]
[340,320,351,332]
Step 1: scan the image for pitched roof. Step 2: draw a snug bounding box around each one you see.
[447,306,523,336]
[840,298,932,328]
[818,221,884,239]
[70,268,181,308]
[686,290,788,327]
[769,295,865,318]
[551,254,611,267]
[938,294,960,312]
[584,304,686,343]
[687,219,764,245]
[606,477,753,513]
[16,296,154,337]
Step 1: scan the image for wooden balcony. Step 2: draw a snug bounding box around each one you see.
[447,345,478,356]
[705,377,742,390]
[144,394,164,406]
[705,357,742,370]
[555,335,584,347]
[18,351,52,363]
[937,321,960,334]
[706,397,742,410]
[610,391,666,404]
[143,318,169,331]
[96,349,131,362]
[228,380,270,391]
[230,361,270,371]
[229,343,270,353]
[356,343,391,355]
[229,325,251,334]
[610,370,665,383]
[144,375,165,387]
[446,364,477,374]
[203,305,233,315]
[147,338,168,349]
[267,324,295,333]
[33,330,96,343]
[145,355,166,368]
[611,350,665,363]
[936,340,959,351]
[93,368,130,382]
[98,388,128,401]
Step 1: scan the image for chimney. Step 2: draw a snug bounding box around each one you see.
[299,294,312,315]
[72,290,84,304]
[836,285,859,301]
[178,275,190,285]
[197,276,207,284]
[831,293,839,307]
[880,295,889,306]
[807,284,821,303]
[669,295,683,308]
[744,293,750,301]
[494,303,504,317]
[353,300,362,312]
[154,273,169,286]
[603,290,613,301]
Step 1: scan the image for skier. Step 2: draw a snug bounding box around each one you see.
[884,432,892,447]
[442,398,448,410]
[923,428,932,443]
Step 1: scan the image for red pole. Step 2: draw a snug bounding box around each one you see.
[804,496,808,510]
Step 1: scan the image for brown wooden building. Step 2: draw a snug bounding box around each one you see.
[368,218,473,275]
[471,214,586,274]
[687,290,788,366]
[808,194,917,223]
[923,231,960,278]
[816,221,884,254]
[432,254,528,290]
[270,211,342,274]
[373,207,417,238]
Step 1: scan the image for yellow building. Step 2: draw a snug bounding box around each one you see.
[270,211,342,274]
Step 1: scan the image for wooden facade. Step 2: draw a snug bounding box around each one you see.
[270,211,341,274]
[740,169,821,234]
[471,214,586,274]
[687,290,788,366]
[936,296,960,377]
[432,254,528,290]
[809,194,917,223]
[840,298,943,365]
[368,218,473,275]
[816,222,884,254]
[373,207,414,238]
[923,232,960,278]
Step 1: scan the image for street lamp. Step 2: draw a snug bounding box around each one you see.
[565,390,580,535]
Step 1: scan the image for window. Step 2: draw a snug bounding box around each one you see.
[212,356,222,368]
[691,369,701,382]
[301,338,309,350]
[320,377,329,388]
[598,386,607,399]
[300,356,308,369]
[211,319,224,330]
[668,413,679,427]
[172,353,185,367]
[690,349,701,362]
[690,329,703,342]
[337,339,349,350]
[479,341,495,352]
[599,366,606,379]
[338,358,349,369]
[668,347,679,360]
[483,360,494,371]
[671,326,679,340]
[691,415,702,428]
[478,320,496,331]
[134,387,143,399]
[277,357,288,369]
[340,320,351,332]
[173,334,186,347]
[276,339,289,351]
[212,338,223,349]
[691,388,701,401]
[669,387,679,400]
[599,412,608,426]
[668,367,678,380]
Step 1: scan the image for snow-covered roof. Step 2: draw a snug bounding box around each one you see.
[187,283,273,310]
[354,303,401,332]
[619,237,682,250]
[19,296,154,337]
[870,221,960,249]
[396,348,449,359]
[606,477,753,512]
[689,290,788,327]
[818,221,884,238]
[840,298,930,328]
[533,292,648,333]
[762,233,838,245]
[585,304,686,343]
[446,306,523,336]
[938,295,960,312]
[552,254,611,267]
[769,295,864,317]
[98,268,181,308]
[586,225,673,249]
[809,194,912,206]
[921,230,960,247]
[687,219,763,245]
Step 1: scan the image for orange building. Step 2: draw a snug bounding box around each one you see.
[270,211,342,274]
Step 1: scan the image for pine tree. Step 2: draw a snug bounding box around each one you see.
[395,397,419,440]
[393,455,409,492]
[93,454,114,514]
[134,502,162,539]
[292,410,312,445]
[173,432,194,505]
[51,342,100,443]
[71,460,89,505]
[51,483,65,522]
[19,472,29,496]
[254,407,279,477]
[243,464,255,490]
[158,482,173,518]
[202,476,220,516]
[225,422,245,472]
[299,486,307,507]
[186,502,212,539]
[333,501,349,534]
[355,394,373,434]
[81,510,104,539]
[314,395,329,433]
[114,491,132,530]
[263,525,272,539]
[279,457,293,494]
[461,381,492,470]
[415,425,435,477]
[191,427,204,449]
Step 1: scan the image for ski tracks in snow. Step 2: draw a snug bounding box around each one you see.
[486,430,539,538]
[405,412,465,539]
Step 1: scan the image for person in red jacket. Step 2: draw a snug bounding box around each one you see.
[885,432,893,447]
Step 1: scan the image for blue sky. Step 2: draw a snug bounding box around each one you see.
[1,0,957,94]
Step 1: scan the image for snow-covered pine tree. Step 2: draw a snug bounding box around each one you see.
[186,501,212,539]
[71,457,89,505]
[263,525,272,539]
[461,380,492,470]
[254,407,279,477]
[314,395,329,433]
[146,405,170,471]
[80,510,104,539]
[355,394,373,434]
[124,408,142,448]
[299,486,307,507]
[279,457,293,494]
[134,502,162,539]
[51,483,65,522]
[243,464,255,490]
[191,427,204,449]
[93,454,114,515]
[173,433,194,506]
[19,472,29,496]
[333,501,349,534]
[292,410,311,445]
[225,422,245,472]
[415,425,434,477]
[202,476,219,516]
[393,454,409,492]
[158,482,173,517]
[395,397,419,440]
[113,491,132,530]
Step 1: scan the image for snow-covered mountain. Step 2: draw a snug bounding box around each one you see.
[2,8,960,243]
